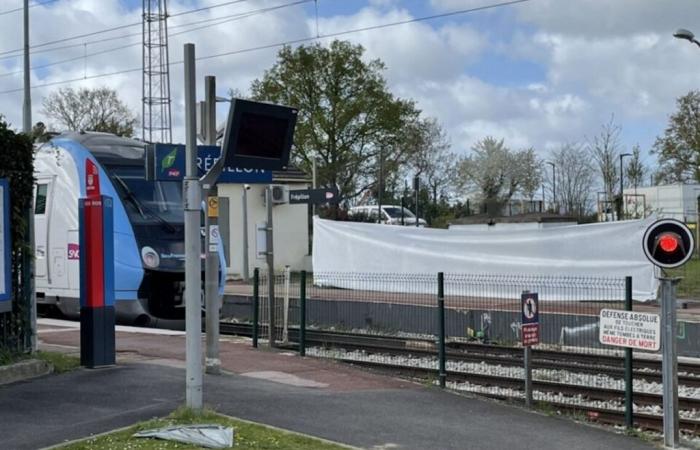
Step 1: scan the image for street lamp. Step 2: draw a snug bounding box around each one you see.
[546,161,556,213]
[674,28,700,48]
[619,153,632,220]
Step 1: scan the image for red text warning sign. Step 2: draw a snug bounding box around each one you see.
[522,323,539,346]
[599,309,660,351]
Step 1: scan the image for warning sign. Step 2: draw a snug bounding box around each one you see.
[521,292,539,346]
[207,196,219,217]
[599,309,660,351]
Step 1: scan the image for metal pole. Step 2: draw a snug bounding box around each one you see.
[378,149,383,224]
[696,196,700,257]
[204,75,220,375]
[299,270,306,356]
[23,0,31,134]
[312,156,317,218]
[619,155,624,221]
[183,43,202,410]
[252,268,259,348]
[282,265,290,343]
[661,277,679,448]
[414,175,419,228]
[23,0,36,353]
[242,186,250,281]
[522,289,533,407]
[624,276,634,430]
[437,272,446,388]
[524,346,533,407]
[265,186,276,347]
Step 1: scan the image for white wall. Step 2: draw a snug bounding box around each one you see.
[217,183,310,278]
[626,184,700,222]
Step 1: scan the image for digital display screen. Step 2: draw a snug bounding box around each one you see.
[236,112,290,159]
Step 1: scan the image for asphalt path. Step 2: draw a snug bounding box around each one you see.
[0,362,658,450]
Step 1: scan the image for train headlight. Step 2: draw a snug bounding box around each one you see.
[141,246,160,269]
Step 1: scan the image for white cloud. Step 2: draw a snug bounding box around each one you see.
[0,0,697,171]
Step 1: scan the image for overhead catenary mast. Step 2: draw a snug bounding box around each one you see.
[142,0,173,143]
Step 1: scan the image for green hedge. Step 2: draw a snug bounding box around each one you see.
[0,119,34,356]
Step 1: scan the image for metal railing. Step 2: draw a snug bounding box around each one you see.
[220,269,699,433]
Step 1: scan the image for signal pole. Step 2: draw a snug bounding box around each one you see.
[204,75,221,375]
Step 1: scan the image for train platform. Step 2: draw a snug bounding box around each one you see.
[0,318,658,449]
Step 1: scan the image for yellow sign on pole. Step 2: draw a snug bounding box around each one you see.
[207,196,219,217]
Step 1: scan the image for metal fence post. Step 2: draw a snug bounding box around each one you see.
[300,270,306,356]
[437,272,446,388]
[252,268,259,348]
[524,345,533,407]
[624,276,634,430]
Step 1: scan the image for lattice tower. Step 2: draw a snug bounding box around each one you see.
[142,0,172,143]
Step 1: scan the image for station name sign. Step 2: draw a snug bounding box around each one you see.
[288,188,339,205]
[147,144,273,184]
[599,309,660,351]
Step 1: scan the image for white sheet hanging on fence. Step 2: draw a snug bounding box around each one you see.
[312,216,659,301]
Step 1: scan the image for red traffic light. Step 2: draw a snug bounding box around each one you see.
[658,233,680,253]
[643,219,695,268]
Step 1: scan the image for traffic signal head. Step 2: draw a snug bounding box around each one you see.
[643,219,695,268]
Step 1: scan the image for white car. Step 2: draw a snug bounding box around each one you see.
[348,205,427,226]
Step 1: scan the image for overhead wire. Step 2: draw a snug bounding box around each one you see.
[0,0,60,17]
[0,0,533,95]
[0,0,312,78]
[0,0,257,57]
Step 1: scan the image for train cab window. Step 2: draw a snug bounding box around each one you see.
[35,184,48,215]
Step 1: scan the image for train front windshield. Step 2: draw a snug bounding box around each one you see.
[110,166,184,226]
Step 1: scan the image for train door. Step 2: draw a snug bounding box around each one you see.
[34,180,50,281]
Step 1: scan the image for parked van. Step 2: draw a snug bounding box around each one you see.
[348,205,427,226]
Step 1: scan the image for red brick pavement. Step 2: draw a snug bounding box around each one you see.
[38,321,416,392]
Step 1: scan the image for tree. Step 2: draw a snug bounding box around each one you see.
[410,118,456,204]
[653,90,700,183]
[549,143,595,218]
[457,137,538,213]
[42,87,138,137]
[250,40,422,208]
[588,116,622,202]
[625,144,646,189]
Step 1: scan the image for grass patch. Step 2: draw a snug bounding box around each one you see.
[0,349,29,366]
[36,351,80,373]
[667,256,700,299]
[57,407,349,449]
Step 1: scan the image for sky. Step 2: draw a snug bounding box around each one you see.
[0,0,699,172]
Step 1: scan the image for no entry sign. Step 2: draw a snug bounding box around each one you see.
[599,309,660,351]
[521,292,539,346]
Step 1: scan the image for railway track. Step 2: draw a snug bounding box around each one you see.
[220,321,700,433]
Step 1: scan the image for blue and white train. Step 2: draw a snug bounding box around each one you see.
[34,131,224,325]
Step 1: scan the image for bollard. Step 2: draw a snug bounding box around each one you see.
[252,268,259,348]
[300,271,306,356]
[624,276,634,430]
[437,272,446,388]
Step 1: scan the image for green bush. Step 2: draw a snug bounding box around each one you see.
[0,118,35,356]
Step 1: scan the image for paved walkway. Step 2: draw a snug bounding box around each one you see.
[0,319,660,449]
